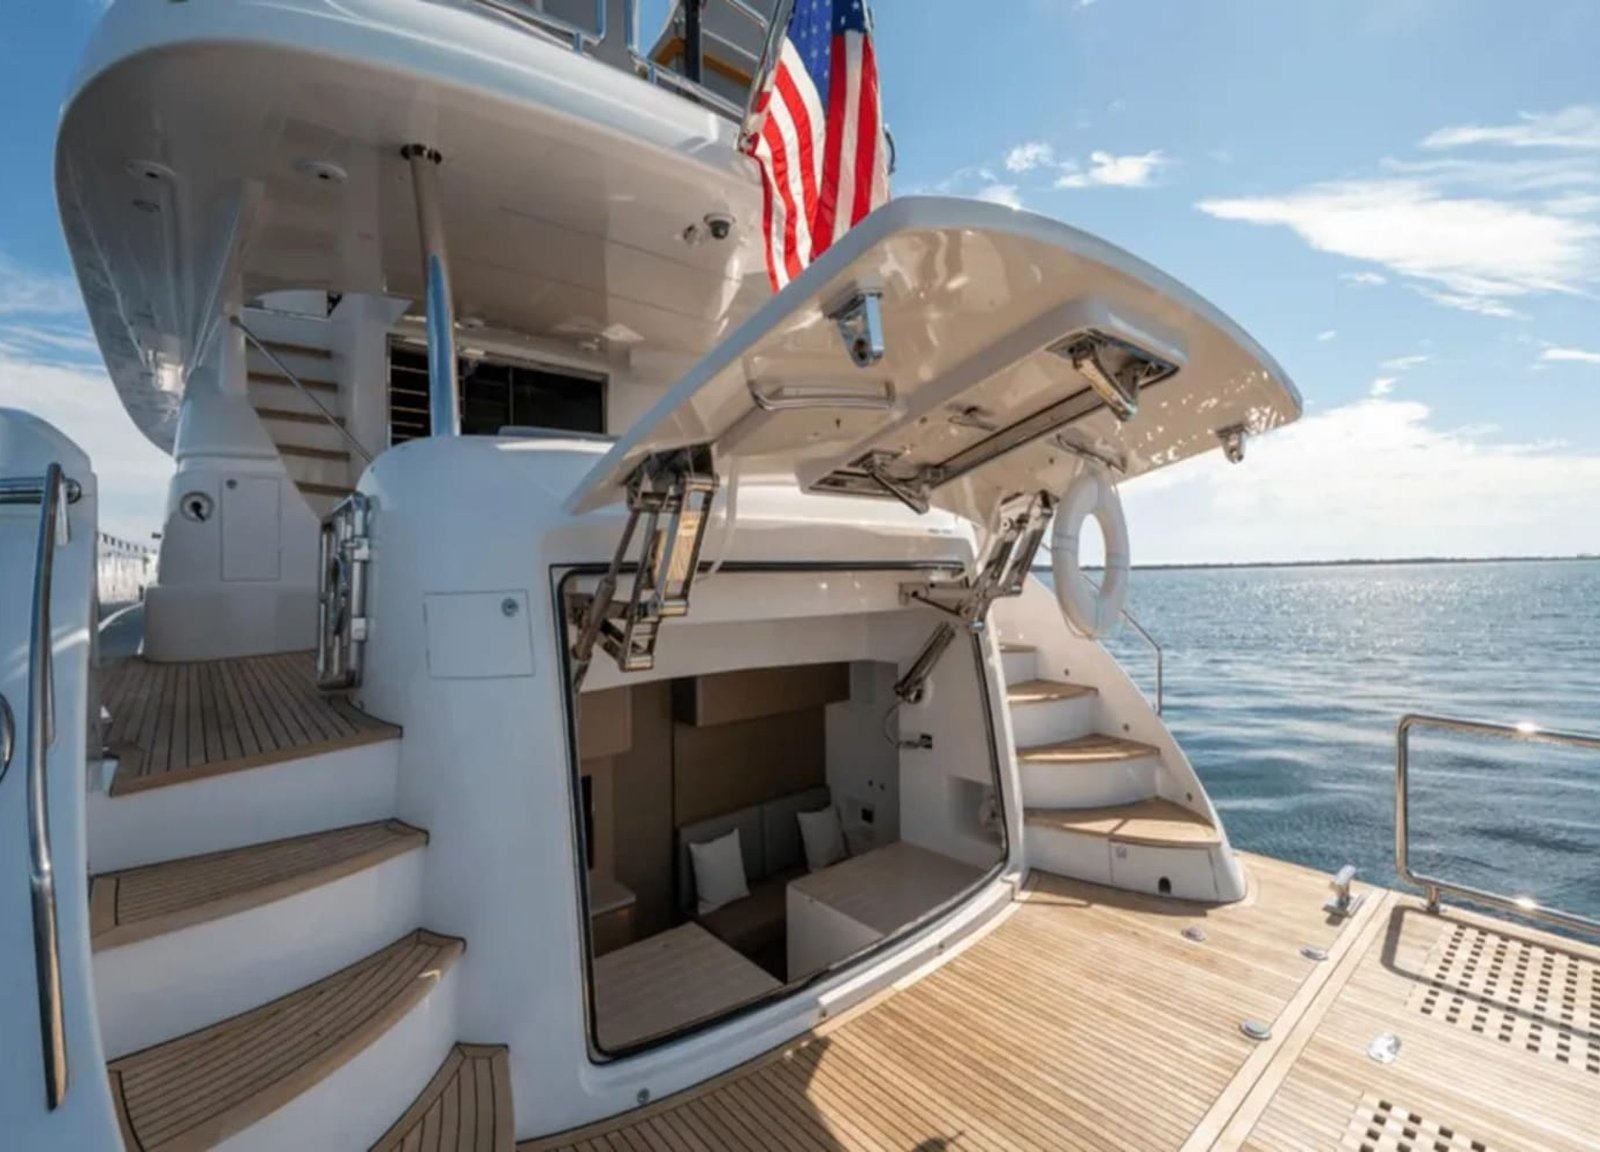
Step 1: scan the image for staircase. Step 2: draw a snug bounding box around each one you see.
[245,335,360,517]
[89,652,513,1151]
[1000,641,1227,902]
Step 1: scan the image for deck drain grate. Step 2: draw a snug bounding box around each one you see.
[1410,922,1600,1076]
[1344,1094,1491,1152]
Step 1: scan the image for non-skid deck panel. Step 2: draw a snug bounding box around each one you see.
[109,929,463,1152]
[522,855,1365,1152]
[101,651,398,793]
[1016,732,1160,763]
[1236,900,1600,1152]
[90,820,427,950]
[1026,796,1220,846]
[371,1044,514,1152]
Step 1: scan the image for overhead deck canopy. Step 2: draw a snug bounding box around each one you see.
[570,196,1301,526]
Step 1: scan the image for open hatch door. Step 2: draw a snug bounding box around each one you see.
[570,195,1300,526]
[565,196,1299,683]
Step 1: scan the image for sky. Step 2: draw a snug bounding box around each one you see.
[4,1,1600,563]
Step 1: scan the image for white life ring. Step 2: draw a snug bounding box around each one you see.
[1051,469,1130,638]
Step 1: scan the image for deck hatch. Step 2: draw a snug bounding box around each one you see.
[1411,921,1600,1075]
[1342,1094,1494,1152]
[567,196,1298,527]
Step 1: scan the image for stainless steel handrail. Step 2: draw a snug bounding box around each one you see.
[1075,572,1164,714]
[1118,607,1164,715]
[0,692,14,787]
[1396,713,1600,938]
[232,319,374,465]
[473,0,606,50]
[24,463,70,1108]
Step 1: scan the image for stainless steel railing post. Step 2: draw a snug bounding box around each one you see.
[401,144,460,438]
[1395,712,1600,936]
[26,463,69,1108]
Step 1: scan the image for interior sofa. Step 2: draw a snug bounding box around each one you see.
[676,785,832,961]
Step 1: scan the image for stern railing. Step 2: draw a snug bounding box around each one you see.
[1396,712,1600,938]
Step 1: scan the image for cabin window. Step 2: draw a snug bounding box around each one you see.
[387,343,605,444]
[563,583,1009,1058]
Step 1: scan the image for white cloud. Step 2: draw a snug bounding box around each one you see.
[1422,106,1600,152]
[0,256,81,316]
[1199,179,1600,312]
[1316,330,1337,341]
[1340,271,1388,287]
[1123,398,1600,563]
[1539,346,1600,364]
[1056,150,1166,189]
[0,344,169,537]
[1413,287,1523,318]
[1380,354,1431,372]
[974,183,1024,210]
[1369,376,1397,397]
[1199,108,1600,318]
[1004,142,1056,173]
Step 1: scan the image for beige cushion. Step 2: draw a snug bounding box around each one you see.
[796,806,846,872]
[689,829,750,915]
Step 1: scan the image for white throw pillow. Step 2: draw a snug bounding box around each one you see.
[796,806,846,872]
[689,829,750,916]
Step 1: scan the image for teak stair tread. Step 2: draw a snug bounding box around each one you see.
[108,929,464,1152]
[247,370,337,393]
[252,339,335,361]
[296,479,356,498]
[254,405,346,426]
[1017,732,1159,764]
[371,1044,515,1152]
[1007,678,1097,705]
[999,641,1037,652]
[90,820,427,950]
[101,651,399,795]
[277,442,351,462]
[1026,797,1220,846]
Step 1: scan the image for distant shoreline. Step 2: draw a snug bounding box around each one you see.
[1041,555,1600,574]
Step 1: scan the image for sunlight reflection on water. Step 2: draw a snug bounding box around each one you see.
[1043,560,1600,917]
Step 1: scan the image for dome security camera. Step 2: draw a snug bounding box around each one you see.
[703,213,734,241]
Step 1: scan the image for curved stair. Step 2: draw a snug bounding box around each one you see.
[91,649,518,1148]
[1000,635,1226,901]
[108,930,464,1151]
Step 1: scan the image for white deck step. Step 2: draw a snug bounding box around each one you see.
[1026,799,1224,901]
[1006,678,1098,746]
[1017,732,1161,809]
[999,642,1038,685]
[93,822,427,1058]
[107,931,462,1152]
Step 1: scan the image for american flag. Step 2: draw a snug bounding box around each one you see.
[746,0,890,293]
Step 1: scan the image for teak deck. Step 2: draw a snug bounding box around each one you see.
[101,651,398,794]
[522,854,1600,1152]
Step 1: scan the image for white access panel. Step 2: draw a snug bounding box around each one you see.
[221,475,282,581]
[423,590,536,679]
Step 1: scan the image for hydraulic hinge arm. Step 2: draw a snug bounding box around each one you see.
[570,444,718,688]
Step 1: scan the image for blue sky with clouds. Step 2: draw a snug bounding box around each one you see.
[4,1,1600,561]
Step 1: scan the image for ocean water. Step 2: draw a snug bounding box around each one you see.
[1049,561,1600,921]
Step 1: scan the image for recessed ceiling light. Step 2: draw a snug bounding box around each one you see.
[125,159,177,183]
[295,158,348,185]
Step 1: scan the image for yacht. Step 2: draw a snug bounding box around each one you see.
[3,2,1597,1149]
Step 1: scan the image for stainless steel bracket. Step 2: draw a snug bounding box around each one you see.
[829,290,886,368]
